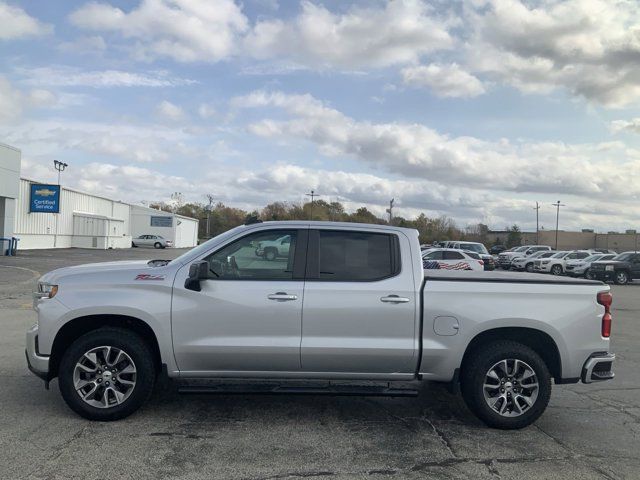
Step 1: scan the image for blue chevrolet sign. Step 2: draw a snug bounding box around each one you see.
[29,184,60,213]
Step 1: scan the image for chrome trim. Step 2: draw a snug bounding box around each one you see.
[582,353,615,384]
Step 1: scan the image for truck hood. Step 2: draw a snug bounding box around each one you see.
[39,260,165,284]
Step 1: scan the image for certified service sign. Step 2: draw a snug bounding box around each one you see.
[30,184,60,213]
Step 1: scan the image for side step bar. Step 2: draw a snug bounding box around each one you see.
[177,383,419,397]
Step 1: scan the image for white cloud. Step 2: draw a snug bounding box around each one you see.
[401,63,486,98]
[611,118,640,135]
[244,0,454,69]
[0,76,61,123]
[57,35,107,55]
[69,0,248,62]
[234,90,640,200]
[465,0,640,107]
[197,103,216,119]
[0,1,52,40]
[19,66,197,88]
[155,100,186,122]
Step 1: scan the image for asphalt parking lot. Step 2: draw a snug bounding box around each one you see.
[1,248,639,480]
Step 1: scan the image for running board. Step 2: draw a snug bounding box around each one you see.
[177,383,419,397]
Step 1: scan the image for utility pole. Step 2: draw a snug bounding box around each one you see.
[53,160,68,248]
[205,194,214,238]
[386,198,395,224]
[551,200,565,250]
[305,190,320,220]
[533,202,540,245]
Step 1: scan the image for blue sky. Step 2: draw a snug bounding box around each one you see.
[1,0,640,231]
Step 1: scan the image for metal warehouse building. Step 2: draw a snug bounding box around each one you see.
[0,143,199,251]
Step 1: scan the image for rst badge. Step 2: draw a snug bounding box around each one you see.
[135,274,166,281]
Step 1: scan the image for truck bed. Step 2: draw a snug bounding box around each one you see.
[423,269,604,285]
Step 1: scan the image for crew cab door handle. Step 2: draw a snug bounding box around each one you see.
[268,292,298,301]
[380,295,410,304]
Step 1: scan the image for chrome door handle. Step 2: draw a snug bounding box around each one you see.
[268,292,298,301]
[380,295,410,304]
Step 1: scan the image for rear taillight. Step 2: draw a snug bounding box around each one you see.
[597,291,613,338]
[478,260,484,266]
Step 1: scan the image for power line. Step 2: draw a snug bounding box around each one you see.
[551,200,566,250]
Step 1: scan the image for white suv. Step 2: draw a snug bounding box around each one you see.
[534,250,593,275]
[498,245,552,269]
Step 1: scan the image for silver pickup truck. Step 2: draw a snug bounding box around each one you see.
[26,221,615,429]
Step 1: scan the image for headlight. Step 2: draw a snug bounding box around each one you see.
[605,265,614,271]
[35,282,58,299]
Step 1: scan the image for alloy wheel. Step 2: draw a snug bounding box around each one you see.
[482,359,539,417]
[73,346,137,409]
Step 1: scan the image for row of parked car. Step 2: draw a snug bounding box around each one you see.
[496,245,640,284]
[421,241,640,285]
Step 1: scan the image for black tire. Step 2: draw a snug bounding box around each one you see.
[460,340,551,430]
[154,242,162,249]
[525,263,534,273]
[551,264,563,276]
[264,248,277,261]
[58,328,156,421]
[584,269,592,279]
[614,270,629,285]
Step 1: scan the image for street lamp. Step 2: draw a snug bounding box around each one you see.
[54,160,68,185]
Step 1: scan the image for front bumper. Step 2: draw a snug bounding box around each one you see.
[582,353,615,383]
[591,271,614,281]
[25,323,50,381]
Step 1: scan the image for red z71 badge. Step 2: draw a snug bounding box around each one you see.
[135,273,166,281]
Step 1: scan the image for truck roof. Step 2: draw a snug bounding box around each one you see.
[243,220,419,235]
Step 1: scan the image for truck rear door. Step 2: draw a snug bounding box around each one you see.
[300,228,418,375]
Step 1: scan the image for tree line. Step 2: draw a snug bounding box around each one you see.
[151,199,523,247]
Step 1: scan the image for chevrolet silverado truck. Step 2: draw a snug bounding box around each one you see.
[26,221,616,429]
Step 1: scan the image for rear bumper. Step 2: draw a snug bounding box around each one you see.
[582,353,615,384]
[25,323,50,381]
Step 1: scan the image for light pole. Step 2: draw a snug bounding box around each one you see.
[551,200,565,250]
[305,190,320,220]
[533,202,540,245]
[53,160,68,248]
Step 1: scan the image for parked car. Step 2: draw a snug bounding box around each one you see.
[511,251,556,272]
[422,248,484,271]
[27,221,615,430]
[497,245,552,269]
[131,235,172,249]
[254,234,291,261]
[566,254,616,279]
[489,244,507,255]
[592,249,617,254]
[534,250,592,275]
[590,251,640,284]
[450,241,495,271]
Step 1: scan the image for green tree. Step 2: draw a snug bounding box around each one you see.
[506,225,522,248]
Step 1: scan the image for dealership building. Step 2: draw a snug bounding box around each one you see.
[0,143,198,251]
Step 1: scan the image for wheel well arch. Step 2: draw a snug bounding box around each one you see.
[460,327,562,381]
[49,314,162,379]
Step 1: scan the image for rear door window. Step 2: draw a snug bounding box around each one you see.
[314,230,399,281]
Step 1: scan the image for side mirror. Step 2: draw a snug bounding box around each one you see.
[185,260,209,291]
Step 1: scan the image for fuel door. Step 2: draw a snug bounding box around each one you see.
[433,316,460,336]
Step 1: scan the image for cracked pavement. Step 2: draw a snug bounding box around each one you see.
[1,248,639,479]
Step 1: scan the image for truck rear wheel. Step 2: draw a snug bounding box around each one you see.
[614,270,629,285]
[58,328,156,421]
[460,340,551,429]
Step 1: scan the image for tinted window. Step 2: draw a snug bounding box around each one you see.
[204,230,298,280]
[318,231,397,281]
[423,250,443,260]
[459,243,488,254]
[613,253,634,262]
[443,251,465,260]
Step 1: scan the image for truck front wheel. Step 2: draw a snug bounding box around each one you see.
[460,340,551,429]
[58,327,156,421]
[614,270,629,285]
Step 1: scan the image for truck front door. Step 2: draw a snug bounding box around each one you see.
[300,229,418,376]
[171,229,307,374]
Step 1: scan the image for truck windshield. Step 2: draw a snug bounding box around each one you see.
[459,243,488,254]
[613,253,634,261]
